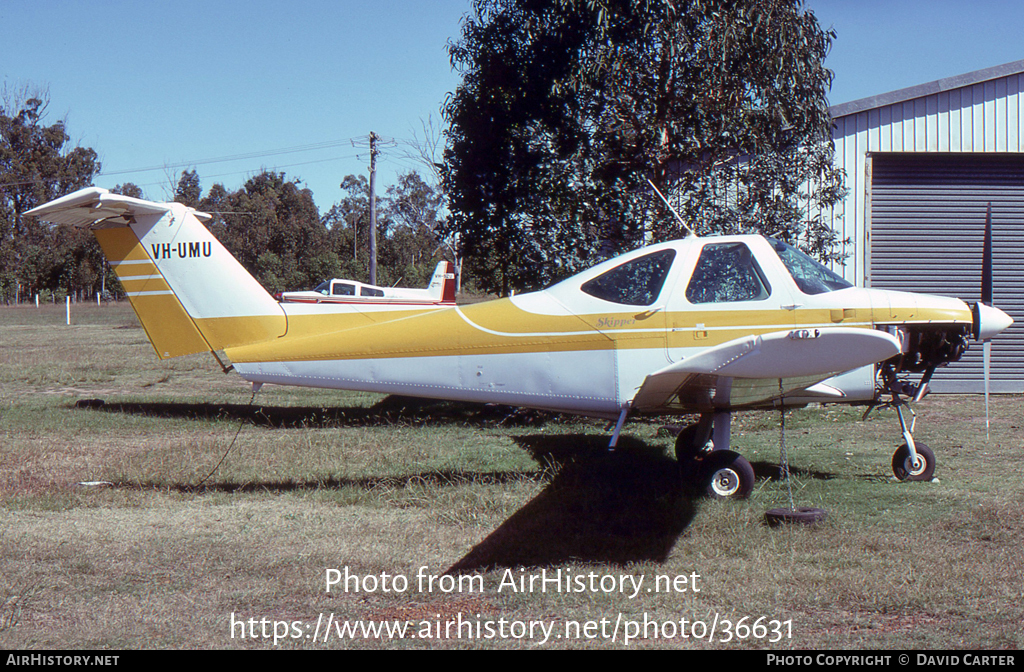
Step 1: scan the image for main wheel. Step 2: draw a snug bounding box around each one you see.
[891,443,936,481]
[675,416,713,484]
[700,450,755,499]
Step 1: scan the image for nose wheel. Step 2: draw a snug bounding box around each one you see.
[892,442,935,481]
[879,364,938,482]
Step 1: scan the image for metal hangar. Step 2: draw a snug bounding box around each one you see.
[828,59,1024,393]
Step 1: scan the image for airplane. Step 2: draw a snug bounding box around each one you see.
[277,261,456,306]
[27,187,1013,500]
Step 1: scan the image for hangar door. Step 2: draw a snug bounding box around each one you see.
[870,153,1024,393]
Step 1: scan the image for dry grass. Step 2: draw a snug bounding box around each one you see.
[1,303,1022,649]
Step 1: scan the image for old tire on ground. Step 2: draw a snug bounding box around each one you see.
[764,507,828,527]
[891,443,936,482]
[700,450,755,499]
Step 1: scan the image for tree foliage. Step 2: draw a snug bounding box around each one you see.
[443,0,847,296]
[198,171,330,294]
[0,91,451,303]
[194,170,449,294]
[1,94,100,301]
[174,169,201,208]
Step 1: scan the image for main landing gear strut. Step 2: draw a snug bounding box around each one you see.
[674,412,755,499]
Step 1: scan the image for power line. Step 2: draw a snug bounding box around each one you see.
[96,137,366,176]
[0,152,364,191]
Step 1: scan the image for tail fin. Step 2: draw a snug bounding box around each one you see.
[425,261,457,303]
[27,188,286,359]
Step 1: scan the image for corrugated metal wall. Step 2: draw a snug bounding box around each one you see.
[870,153,1024,393]
[828,67,1024,393]
[830,71,1024,286]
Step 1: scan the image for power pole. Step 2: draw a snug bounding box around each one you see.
[368,131,379,286]
[351,131,395,286]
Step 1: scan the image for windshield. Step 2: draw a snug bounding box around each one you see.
[769,238,852,295]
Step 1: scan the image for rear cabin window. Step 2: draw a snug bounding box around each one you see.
[685,242,770,303]
[580,250,676,306]
[360,287,384,297]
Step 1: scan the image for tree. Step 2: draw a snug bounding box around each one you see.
[380,171,448,287]
[333,174,372,265]
[321,172,449,289]
[0,93,99,301]
[174,169,201,208]
[443,0,846,296]
[111,183,144,198]
[199,171,328,293]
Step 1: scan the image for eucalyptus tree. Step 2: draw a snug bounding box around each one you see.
[0,94,99,300]
[443,0,846,296]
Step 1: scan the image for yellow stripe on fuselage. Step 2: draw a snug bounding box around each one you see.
[223,292,972,366]
[226,300,800,364]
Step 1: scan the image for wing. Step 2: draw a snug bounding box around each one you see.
[631,327,901,413]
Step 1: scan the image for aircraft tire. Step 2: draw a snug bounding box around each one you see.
[701,450,754,499]
[678,455,702,488]
[764,507,828,527]
[674,416,712,463]
[891,443,936,482]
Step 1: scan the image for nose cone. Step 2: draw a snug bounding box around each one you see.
[973,302,1014,341]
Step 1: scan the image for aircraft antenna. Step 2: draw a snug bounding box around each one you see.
[645,178,695,238]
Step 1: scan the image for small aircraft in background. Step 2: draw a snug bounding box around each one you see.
[277,261,456,306]
[28,187,1012,500]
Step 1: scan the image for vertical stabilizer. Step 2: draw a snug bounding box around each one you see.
[27,188,287,358]
[426,261,457,303]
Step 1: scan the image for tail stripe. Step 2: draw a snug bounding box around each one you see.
[88,226,214,358]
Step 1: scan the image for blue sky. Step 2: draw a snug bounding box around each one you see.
[3,1,1023,209]
[808,0,1024,104]
[1,0,467,204]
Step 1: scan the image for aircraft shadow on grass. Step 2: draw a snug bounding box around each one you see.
[78,395,556,429]
[447,435,698,571]
[84,396,837,567]
[442,440,839,571]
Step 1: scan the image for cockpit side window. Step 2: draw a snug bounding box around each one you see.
[581,249,676,306]
[769,238,852,295]
[685,242,770,304]
[332,282,355,296]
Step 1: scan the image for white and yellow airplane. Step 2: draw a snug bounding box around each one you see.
[28,187,1013,499]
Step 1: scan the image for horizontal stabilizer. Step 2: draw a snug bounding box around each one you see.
[26,187,211,227]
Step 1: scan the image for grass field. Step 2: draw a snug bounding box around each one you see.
[1,302,1022,649]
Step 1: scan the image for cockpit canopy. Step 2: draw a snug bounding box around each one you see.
[570,235,850,307]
